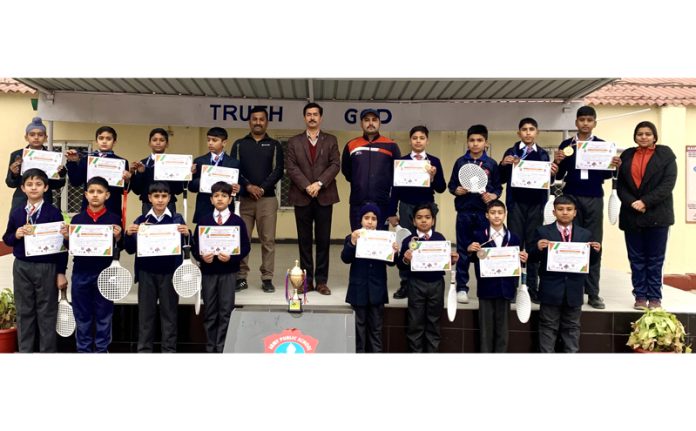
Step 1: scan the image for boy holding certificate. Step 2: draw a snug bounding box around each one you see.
[397,203,451,353]
[192,181,250,353]
[64,176,123,353]
[2,169,68,352]
[341,203,399,353]
[189,127,241,223]
[129,128,185,215]
[65,126,131,217]
[124,181,189,352]
[6,117,66,212]
[529,195,601,353]
[466,200,528,353]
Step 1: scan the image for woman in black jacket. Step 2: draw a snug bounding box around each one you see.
[616,121,677,310]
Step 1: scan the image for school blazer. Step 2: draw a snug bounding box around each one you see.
[529,223,599,307]
[285,131,341,207]
[188,153,241,223]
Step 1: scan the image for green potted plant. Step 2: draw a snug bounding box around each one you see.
[627,307,691,353]
[0,288,18,353]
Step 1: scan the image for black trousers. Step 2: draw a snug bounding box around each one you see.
[137,270,180,353]
[478,298,510,353]
[538,303,582,353]
[294,199,333,285]
[507,201,543,295]
[13,260,58,353]
[202,272,236,353]
[566,194,603,298]
[407,277,444,353]
[353,304,384,353]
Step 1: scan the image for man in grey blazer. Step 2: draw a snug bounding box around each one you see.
[285,103,341,295]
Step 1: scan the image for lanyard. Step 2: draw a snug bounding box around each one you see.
[25,204,41,225]
[483,228,509,247]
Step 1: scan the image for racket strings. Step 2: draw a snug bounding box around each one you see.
[98,266,133,301]
[173,263,202,298]
[515,285,532,323]
[458,164,488,192]
[56,301,76,337]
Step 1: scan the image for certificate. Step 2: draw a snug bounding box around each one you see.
[355,229,396,262]
[198,226,241,255]
[20,149,63,179]
[137,224,181,257]
[411,240,451,271]
[511,160,551,190]
[69,224,113,257]
[153,154,193,181]
[199,165,240,194]
[479,246,521,278]
[393,160,430,187]
[86,156,126,187]
[575,141,617,171]
[546,241,590,274]
[24,221,67,257]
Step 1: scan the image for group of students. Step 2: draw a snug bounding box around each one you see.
[4,103,676,353]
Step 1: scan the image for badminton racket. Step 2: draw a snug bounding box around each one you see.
[395,225,412,246]
[515,262,531,323]
[608,174,620,225]
[173,244,202,298]
[458,163,488,194]
[56,289,76,337]
[447,254,457,322]
[98,241,133,301]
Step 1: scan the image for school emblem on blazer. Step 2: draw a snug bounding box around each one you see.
[263,328,319,354]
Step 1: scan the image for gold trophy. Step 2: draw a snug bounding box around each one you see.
[286,260,306,314]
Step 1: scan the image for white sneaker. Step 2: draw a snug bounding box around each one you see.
[457,290,469,304]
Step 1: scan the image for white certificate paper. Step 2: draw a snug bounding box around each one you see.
[199,166,240,194]
[511,160,551,190]
[411,240,451,271]
[198,226,241,255]
[356,229,397,262]
[137,224,182,257]
[153,154,193,181]
[69,224,113,257]
[575,141,617,171]
[546,241,590,274]
[24,221,67,257]
[86,156,126,187]
[21,149,63,179]
[393,160,430,187]
[479,246,521,278]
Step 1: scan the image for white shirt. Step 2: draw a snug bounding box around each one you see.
[490,226,505,247]
[556,222,573,241]
[517,142,538,157]
[145,207,172,223]
[411,151,428,160]
[306,130,320,146]
[213,208,231,225]
[210,152,224,165]
[416,229,433,240]
[25,200,44,223]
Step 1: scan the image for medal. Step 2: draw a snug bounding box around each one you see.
[409,237,418,250]
[476,249,488,259]
[563,146,574,157]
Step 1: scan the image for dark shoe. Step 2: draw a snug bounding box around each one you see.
[648,299,662,309]
[529,291,540,305]
[634,298,648,310]
[235,278,248,292]
[306,281,315,292]
[588,296,606,309]
[393,281,408,299]
[317,283,331,295]
[262,280,276,293]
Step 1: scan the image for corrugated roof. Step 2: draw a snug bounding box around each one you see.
[0,77,36,94]
[15,78,615,102]
[585,78,696,107]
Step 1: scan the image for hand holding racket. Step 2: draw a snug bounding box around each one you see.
[515,261,531,323]
[56,289,76,337]
[458,164,488,194]
[98,241,133,301]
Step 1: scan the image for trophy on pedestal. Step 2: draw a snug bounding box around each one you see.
[286,260,307,314]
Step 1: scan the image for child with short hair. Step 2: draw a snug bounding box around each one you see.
[341,203,399,353]
[189,127,241,223]
[64,176,123,353]
[529,195,601,353]
[5,117,66,212]
[65,126,131,218]
[448,124,502,304]
[129,128,185,215]
[388,125,447,300]
[466,200,528,353]
[192,181,250,353]
[2,168,68,352]
[124,181,189,352]
[397,202,450,353]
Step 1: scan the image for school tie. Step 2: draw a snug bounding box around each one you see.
[562,227,570,242]
[26,204,37,224]
[414,154,423,160]
[420,233,430,240]
[212,154,220,165]
[217,214,223,225]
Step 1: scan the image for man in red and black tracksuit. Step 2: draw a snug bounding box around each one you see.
[341,109,401,230]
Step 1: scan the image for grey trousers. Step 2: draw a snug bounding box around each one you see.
[13,260,58,353]
[137,271,179,353]
[202,272,236,353]
[566,194,603,298]
[538,303,582,353]
[478,298,510,353]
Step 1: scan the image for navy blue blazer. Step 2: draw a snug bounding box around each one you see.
[188,153,241,223]
[129,155,185,206]
[341,234,396,306]
[468,227,521,300]
[65,151,129,217]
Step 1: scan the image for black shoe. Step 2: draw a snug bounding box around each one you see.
[588,296,606,309]
[235,278,248,292]
[529,291,540,305]
[262,280,276,293]
[393,281,408,299]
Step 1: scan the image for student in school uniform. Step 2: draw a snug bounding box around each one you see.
[124,181,189,352]
[6,117,66,213]
[192,181,250,353]
[129,128,185,215]
[2,168,68,352]
[63,176,123,353]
